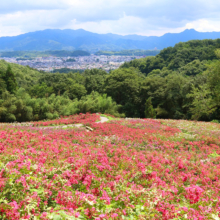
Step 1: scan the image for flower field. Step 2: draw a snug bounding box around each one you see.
[1,114,220,219]
[33,113,101,127]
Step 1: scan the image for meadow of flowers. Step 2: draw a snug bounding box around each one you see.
[33,113,101,127]
[0,113,220,219]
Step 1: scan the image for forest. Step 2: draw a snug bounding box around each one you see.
[95,49,160,56]
[1,38,220,122]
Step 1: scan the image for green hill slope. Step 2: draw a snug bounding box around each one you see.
[1,38,220,122]
[0,59,43,89]
[121,39,220,75]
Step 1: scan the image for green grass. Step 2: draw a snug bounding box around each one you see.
[100,114,120,122]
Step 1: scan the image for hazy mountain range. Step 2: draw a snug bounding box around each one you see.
[0,29,220,52]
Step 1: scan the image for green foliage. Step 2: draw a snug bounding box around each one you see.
[53,68,84,74]
[0,59,42,89]
[95,49,160,56]
[2,38,220,122]
[3,65,17,94]
[78,91,124,117]
[0,91,17,122]
[105,67,143,117]
[0,89,78,122]
[156,73,190,119]
[121,39,220,76]
[0,71,6,95]
[208,151,220,158]
[0,88,123,122]
[67,82,87,100]
[145,97,156,118]
[83,68,107,94]
[187,85,216,120]
[37,73,87,99]
[211,119,220,123]
[207,59,220,106]
[47,211,79,220]
[120,56,154,72]
[29,82,54,98]
[178,59,208,76]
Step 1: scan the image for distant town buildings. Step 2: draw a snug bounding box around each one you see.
[0,54,144,72]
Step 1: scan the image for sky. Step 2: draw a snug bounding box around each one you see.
[0,0,220,37]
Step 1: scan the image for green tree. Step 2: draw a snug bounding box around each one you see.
[187,85,216,120]
[0,91,17,122]
[0,78,6,95]
[105,67,143,117]
[139,75,166,118]
[78,91,123,117]
[145,97,156,118]
[83,69,107,94]
[207,51,220,106]
[157,73,189,119]
[14,88,33,122]
[29,82,54,98]
[67,82,87,100]
[3,65,17,94]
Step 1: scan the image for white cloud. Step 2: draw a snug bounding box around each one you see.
[184,19,220,32]
[66,14,145,35]
[1,0,220,37]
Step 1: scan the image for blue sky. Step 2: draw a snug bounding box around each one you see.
[0,0,220,37]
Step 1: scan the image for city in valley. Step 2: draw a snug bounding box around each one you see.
[0,54,144,72]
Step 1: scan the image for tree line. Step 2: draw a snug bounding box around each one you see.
[95,49,160,56]
[0,50,90,59]
[0,38,220,122]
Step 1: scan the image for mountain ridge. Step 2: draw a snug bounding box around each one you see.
[0,28,220,52]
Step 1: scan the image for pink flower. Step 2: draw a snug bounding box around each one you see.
[122,209,126,215]
[111,213,118,217]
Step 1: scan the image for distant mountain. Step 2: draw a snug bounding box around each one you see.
[0,29,220,53]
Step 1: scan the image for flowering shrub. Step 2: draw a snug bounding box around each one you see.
[33,113,100,127]
[0,116,220,219]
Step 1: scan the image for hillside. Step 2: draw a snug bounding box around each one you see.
[121,38,220,75]
[0,38,220,122]
[0,28,220,52]
[0,59,43,89]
